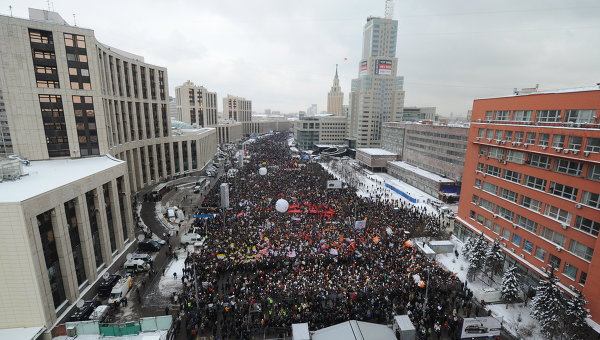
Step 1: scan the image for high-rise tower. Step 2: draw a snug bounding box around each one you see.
[327,64,344,115]
[349,4,405,148]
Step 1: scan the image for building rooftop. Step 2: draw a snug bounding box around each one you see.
[0,326,45,340]
[388,161,455,183]
[311,320,396,340]
[356,148,398,156]
[0,156,124,203]
[479,84,600,100]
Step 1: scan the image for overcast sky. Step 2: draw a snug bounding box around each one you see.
[3,0,600,116]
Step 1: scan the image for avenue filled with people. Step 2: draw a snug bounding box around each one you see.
[176,133,472,339]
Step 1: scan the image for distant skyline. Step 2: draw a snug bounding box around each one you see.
[2,0,599,115]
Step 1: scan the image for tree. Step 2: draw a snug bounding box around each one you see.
[563,289,589,340]
[466,234,487,280]
[462,236,475,261]
[501,265,521,306]
[485,239,504,277]
[531,270,565,339]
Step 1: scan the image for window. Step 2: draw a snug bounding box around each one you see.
[495,130,503,140]
[574,216,599,236]
[512,234,522,246]
[482,182,498,194]
[486,165,501,177]
[526,132,536,144]
[549,254,561,269]
[495,110,510,121]
[565,109,595,124]
[539,133,550,147]
[540,226,567,247]
[480,198,495,212]
[563,263,577,280]
[528,154,551,169]
[497,206,514,221]
[524,175,547,191]
[506,150,525,164]
[537,110,561,122]
[585,137,600,152]
[486,129,494,139]
[477,162,485,172]
[520,195,542,212]
[472,195,479,204]
[501,188,518,202]
[544,205,572,224]
[515,131,524,143]
[493,224,501,234]
[503,130,513,141]
[579,272,587,285]
[488,147,503,159]
[485,111,493,120]
[516,215,538,233]
[470,210,476,219]
[523,240,533,253]
[554,159,583,176]
[477,214,484,224]
[568,136,582,150]
[502,228,510,240]
[475,179,482,188]
[504,170,522,183]
[588,164,600,181]
[549,182,578,201]
[552,135,566,148]
[569,240,594,262]
[477,128,485,138]
[535,247,547,262]
[581,191,600,209]
[514,110,532,121]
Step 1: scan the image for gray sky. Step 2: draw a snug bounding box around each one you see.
[3,0,600,116]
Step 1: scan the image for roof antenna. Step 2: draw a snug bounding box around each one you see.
[73,14,77,26]
[385,0,394,19]
[9,5,12,17]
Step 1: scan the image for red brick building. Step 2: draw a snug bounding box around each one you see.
[454,86,600,329]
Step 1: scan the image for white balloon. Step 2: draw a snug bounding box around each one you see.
[275,199,289,213]
[259,167,268,176]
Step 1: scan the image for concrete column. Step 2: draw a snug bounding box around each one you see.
[126,149,138,193]
[75,194,97,282]
[121,175,135,241]
[94,186,113,266]
[108,179,125,251]
[178,142,184,175]
[51,205,79,302]
[143,145,152,185]
[152,143,159,181]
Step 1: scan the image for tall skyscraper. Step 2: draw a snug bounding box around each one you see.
[349,10,405,148]
[223,95,252,122]
[327,64,344,115]
[175,80,218,127]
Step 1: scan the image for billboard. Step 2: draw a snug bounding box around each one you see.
[327,180,342,189]
[359,60,368,76]
[460,316,502,339]
[375,59,392,75]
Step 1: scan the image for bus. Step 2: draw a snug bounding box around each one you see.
[151,183,169,199]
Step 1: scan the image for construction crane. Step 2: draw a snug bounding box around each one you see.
[385,0,394,19]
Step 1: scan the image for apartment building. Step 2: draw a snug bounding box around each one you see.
[175,80,218,127]
[0,9,216,336]
[454,86,600,328]
[294,114,348,151]
[223,95,252,122]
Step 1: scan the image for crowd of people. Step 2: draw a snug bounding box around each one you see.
[174,133,473,340]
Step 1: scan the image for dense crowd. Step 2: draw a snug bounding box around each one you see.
[175,133,472,340]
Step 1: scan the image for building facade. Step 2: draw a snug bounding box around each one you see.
[223,95,252,122]
[0,9,217,335]
[327,65,344,115]
[293,115,348,151]
[401,106,437,122]
[348,16,405,148]
[175,80,218,127]
[454,86,600,328]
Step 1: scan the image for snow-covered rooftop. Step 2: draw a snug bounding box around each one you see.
[0,156,125,203]
[388,161,455,183]
[0,326,45,340]
[478,85,600,100]
[356,148,398,156]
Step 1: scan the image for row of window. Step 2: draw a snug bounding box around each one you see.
[469,212,589,284]
[477,128,600,152]
[474,177,600,236]
[484,109,597,124]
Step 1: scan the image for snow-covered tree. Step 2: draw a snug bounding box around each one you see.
[466,234,487,280]
[563,289,589,340]
[501,265,521,305]
[485,239,504,277]
[531,270,565,339]
[462,237,475,261]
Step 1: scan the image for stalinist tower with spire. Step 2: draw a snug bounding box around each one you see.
[327,64,344,115]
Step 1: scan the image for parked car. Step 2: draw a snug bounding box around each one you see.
[98,274,121,298]
[123,259,151,274]
[464,325,488,334]
[138,240,160,252]
[68,300,101,321]
[129,253,153,263]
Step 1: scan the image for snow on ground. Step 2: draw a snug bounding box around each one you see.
[435,236,543,340]
[158,248,186,295]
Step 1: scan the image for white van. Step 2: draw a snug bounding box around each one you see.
[129,253,153,263]
[123,259,150,273]
[180,233,203,245]
[89,305,110,322]
[108,276,133,304]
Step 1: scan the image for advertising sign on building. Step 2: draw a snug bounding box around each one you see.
[359,60,368,76]
[460,317,502,339]
[375,59,392,75]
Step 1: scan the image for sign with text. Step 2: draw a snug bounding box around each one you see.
[327,180,342,189]
[460,316,502,339]
[375,59,392,75]
[359,60,368,76]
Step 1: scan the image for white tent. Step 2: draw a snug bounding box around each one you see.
[312,320,396,340]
